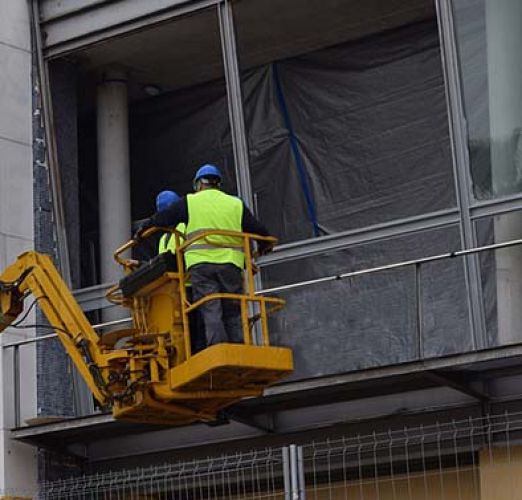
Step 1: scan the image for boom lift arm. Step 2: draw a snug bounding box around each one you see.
[0,229,293,425]
[0,251,114,405]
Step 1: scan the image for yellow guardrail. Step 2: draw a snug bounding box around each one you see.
[111,227,284,360]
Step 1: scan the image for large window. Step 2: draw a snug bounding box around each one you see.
[54,0,486,398]
[453,0,522,199]
[234,0,456,244]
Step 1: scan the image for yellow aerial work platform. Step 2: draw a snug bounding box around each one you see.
[0,228,293,426]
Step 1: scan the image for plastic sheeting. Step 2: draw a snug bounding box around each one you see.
[131,19,455,239]
[129,19,468,380]
[475,217,498,346]
[264,226,470,380]
[245,19,455,242]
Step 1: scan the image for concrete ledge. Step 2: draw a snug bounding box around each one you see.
[40,0,219,57]
[10,343,522,461]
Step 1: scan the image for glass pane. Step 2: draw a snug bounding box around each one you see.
[262,226,470,381]
[76,8,236,273]
[235,0,455,243]
[475,211,522,346]
[453,0,522,199]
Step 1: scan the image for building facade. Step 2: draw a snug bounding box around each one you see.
[2,0,522,498]
[0,0,37,497]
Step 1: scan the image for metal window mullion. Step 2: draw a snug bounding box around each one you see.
[260,208,460,266]
[218,0,265,340]
[218,0,254,210]
[436,0,486,349]
[470,192,522,219]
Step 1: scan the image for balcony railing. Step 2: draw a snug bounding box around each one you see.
[5,237,522,427]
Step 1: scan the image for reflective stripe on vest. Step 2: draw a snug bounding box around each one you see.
[158,223,186,255]
[185,190,244,269]
[185,229,244,251]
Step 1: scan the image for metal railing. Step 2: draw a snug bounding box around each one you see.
[41,448,286,499]
[39,411,522,499]
[300,411,522,500]
[259,238,522,295]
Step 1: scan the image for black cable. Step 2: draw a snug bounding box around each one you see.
[7,294,76,337]
[10,296,46,327]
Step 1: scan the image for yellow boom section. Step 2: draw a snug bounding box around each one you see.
[0,251,114,405]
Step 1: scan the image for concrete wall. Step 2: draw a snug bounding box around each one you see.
[0,0,37,497]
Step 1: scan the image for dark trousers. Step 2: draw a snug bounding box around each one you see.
[189,263,243,346]
[185,287,206,354]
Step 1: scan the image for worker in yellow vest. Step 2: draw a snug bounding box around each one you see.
[156,190,186,255]
[155,190,205,354]
[138,165,273,347]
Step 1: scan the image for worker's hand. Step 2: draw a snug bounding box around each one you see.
[258,243,274,256]
[133,229,144,241]
[133,221,150,241]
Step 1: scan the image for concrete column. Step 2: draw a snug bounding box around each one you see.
[485,0,522,344]
[96,69,131,288]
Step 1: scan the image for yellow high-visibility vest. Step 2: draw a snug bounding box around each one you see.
[158,223,186,254]
[185,190,244,270]
[158,223,191,286]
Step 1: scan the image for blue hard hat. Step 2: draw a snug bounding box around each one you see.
[156,190,180,212]
[193,164,222,183]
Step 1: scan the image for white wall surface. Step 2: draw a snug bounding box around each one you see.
[0,0,37,497]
